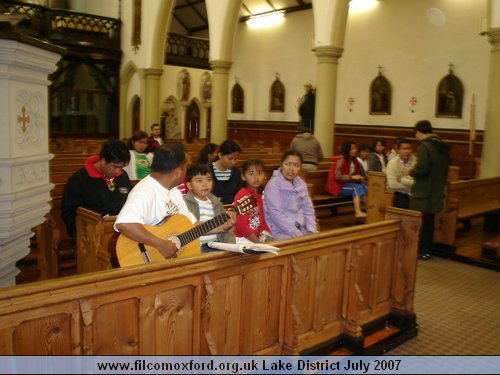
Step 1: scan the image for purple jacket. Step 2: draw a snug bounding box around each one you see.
[263,169,317,240]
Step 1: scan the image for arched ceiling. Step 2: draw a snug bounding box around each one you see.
[172,0,312,36]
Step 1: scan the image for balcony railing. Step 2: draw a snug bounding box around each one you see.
[0,0,120,51]
[166,33,210,70]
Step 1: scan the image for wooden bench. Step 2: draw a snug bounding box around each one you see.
[303,170,353,213]
[434,176,500,250]
[366,167,461,224]
[75,207,118,274]
[1,209,420,355]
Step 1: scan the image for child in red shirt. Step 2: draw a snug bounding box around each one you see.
[233,159,273,243]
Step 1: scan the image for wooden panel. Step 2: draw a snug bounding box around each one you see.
[0,212,419,355]
[201,273,242,354]
[92,299,139,355]
[154,286,195,355]
[15,313,73,355]
[284,246,348,352]
[239,264,284,354]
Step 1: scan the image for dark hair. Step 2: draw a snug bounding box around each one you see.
[358,143,371,152]
[186,163,211,181]
[281,149,303,164]
[396,137,412,148]
[371,138,386,153]
[150,123,160,130]
[151,143,187,173]
[341,141,357,159]
[219,139,242,156]
[415,120,433,134]
[242,159,265,192]
[127,130,149,150]
[242,159,265,174]
[100,139,130,164]
[197,143,219,164]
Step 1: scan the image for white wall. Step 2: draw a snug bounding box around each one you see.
[228,0,490,130]
[230,10,316,122]
[336,0,490,130]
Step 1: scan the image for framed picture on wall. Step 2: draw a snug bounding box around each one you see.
[436,70,463,118]
[270,74,285,112]
[369,73,391,115]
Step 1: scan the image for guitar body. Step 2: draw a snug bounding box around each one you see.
[116,214,201,267]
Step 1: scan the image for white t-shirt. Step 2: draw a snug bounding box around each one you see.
[114,175,196,231]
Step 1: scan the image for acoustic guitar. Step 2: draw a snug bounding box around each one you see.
[116,195,256,267]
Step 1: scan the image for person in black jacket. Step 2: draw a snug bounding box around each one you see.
[208,139,242,205]
[61,139,132,240]
[409,120,451,260]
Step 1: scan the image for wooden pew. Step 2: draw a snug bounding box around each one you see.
[0,209,420,355]
[366,167,461,224]
[75,208,118,274]
[303,170,352,212]
[434,176,500,249]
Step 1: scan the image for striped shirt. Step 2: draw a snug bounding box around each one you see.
[195,196,218,244]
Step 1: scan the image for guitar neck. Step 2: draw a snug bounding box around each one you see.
[177,213,227,247]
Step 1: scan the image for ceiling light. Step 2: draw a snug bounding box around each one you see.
[349,0,378,13]
[246,10,285,28]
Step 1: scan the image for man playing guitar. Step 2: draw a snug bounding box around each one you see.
[114,143,236,262]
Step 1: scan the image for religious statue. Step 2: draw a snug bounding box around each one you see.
[298,81,315,132]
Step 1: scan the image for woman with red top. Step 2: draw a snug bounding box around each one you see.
[326,141,367,218]
[233,159,273,243]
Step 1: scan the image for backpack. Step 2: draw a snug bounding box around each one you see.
[325,155,344,196]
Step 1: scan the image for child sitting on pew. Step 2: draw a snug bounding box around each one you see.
[264,150,317,240]
[325,141,367,218]
[123,130,154,180]
[233,159,273,243]
[183,164,236,252]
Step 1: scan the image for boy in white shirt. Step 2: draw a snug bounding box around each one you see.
[386,138,417,209]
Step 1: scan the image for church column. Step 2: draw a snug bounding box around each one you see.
[209,60,232,144]
[138,68,163,133]
[314,47,344,156]
[311,0,349,156]
[0,38,60,286]
[481,28,500,177]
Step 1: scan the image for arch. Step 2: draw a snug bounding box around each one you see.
[120,61,140,138]
[129,95,141,135]
[185,99,201,143]
[150,0,176,69]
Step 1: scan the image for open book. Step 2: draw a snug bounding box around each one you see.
[207,242,280,255]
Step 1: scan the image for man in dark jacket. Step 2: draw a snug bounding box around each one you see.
[409,120,451,260]
[61,139,132,240]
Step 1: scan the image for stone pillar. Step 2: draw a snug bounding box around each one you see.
[139,68,163,133]
[0,39,60,286]
[209,60,232,144]
[314,46,343,157]
[481,28,500,177]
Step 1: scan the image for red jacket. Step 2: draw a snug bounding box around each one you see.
[325,155,363,196]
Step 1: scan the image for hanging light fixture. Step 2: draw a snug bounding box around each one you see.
[246,10,285,28]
